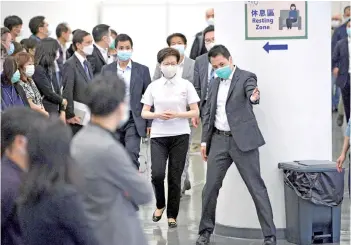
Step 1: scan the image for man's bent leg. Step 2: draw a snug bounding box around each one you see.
[228,138,276,237]
[125,122,141,169]
[198,133,232,235]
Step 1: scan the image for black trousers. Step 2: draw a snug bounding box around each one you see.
[286,18,297,28]
[341,82,350,123]
[116,112,141,169]
[151,134,189,219]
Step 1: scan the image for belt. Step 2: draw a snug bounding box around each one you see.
[214,128,232,136]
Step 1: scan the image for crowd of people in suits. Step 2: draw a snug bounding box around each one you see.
[2,5,350,245]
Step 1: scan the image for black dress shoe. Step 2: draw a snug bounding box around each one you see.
[152,207,165,222]
[263,236,277,245]
[196,231,211,245]
[168,219,177,228]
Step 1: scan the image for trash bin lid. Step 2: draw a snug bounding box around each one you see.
[278,160,337,172]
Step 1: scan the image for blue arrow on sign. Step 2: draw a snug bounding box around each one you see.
[263,42,288,53]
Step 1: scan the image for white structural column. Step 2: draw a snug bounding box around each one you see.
[214,1,332,239]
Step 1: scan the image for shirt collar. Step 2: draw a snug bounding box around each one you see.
[94,44,108,54]
[161,76,176,85]
[117,60,132,70]
[74,51,86,64]
[179,57,185,66]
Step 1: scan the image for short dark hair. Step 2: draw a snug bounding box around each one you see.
[72,30,90,51]
[208,45,231,62]
[157,47,180,64]
[115,34,133,48]
[17,116,74,206]
[4,15,23,31]
[166,33,187,46]
[56,22,69,38]
[110,29,117,36]
[34,37,60,70]
[290,4,296,8]
[203,25,214,37]
[1,27,10,41]
[1,107,46,156]
[1,56,18,85]
[29,16,45,35]
[92,24,110,42]
[344,5,350,14]
[20,38,38,52]
[86,72,126,116]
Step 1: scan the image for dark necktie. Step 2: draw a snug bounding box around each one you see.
[83,60,91,81]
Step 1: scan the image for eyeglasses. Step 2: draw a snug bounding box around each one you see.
[204,39,215,44]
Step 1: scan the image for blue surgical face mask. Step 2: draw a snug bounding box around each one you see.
[118,103,130,128]
[171,44,185,55]
[347,27,351,37]
[8,43,15,55]
[117,50,132,61]
[215,65,232,80]
[11,70,21,84]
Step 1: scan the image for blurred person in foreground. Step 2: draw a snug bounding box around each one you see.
[70,72,153,245]
[17,116,99,245]
[1,108,47,245]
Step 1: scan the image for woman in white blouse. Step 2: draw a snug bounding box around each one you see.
[141,47,200,228]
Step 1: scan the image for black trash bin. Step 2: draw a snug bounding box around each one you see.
[278,160,344,245]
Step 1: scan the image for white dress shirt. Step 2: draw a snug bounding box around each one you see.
[214,67,236,131]
[176,57,185,78]
[95,44,108,63]
[74,51,87,69]
[141,76,200,138]
[117,60,132,107]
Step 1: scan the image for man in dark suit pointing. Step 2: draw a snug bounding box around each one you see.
[196,45,276,245]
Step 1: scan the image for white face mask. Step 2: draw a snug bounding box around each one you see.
[207,18,214,26]
[83,44,94,55]
[161,65,178,79]
[25,65,35,77]
[205,42,215,51]
[331,20,341,28]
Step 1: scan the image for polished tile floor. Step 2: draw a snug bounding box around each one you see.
[138,113,350,245]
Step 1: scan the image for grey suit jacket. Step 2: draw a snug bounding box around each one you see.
[153,56,195,83]
[70,124,153,245]
[193,53,210,112]
[202,67,265,154]
[101,61,152,137]
[62,55,93,119]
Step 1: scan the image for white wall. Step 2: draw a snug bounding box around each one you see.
[215,1,332,230]
[0,1,100,41]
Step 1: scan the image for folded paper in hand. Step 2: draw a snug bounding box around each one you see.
[73,101,91,125]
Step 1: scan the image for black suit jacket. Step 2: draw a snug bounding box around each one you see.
[332,38,350,89]
[32,65,63,115]
[87,45,107,76]
[101,61,152,137]
[190,31,208,60]
[202,67,265,155]
[62,54,93,119]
